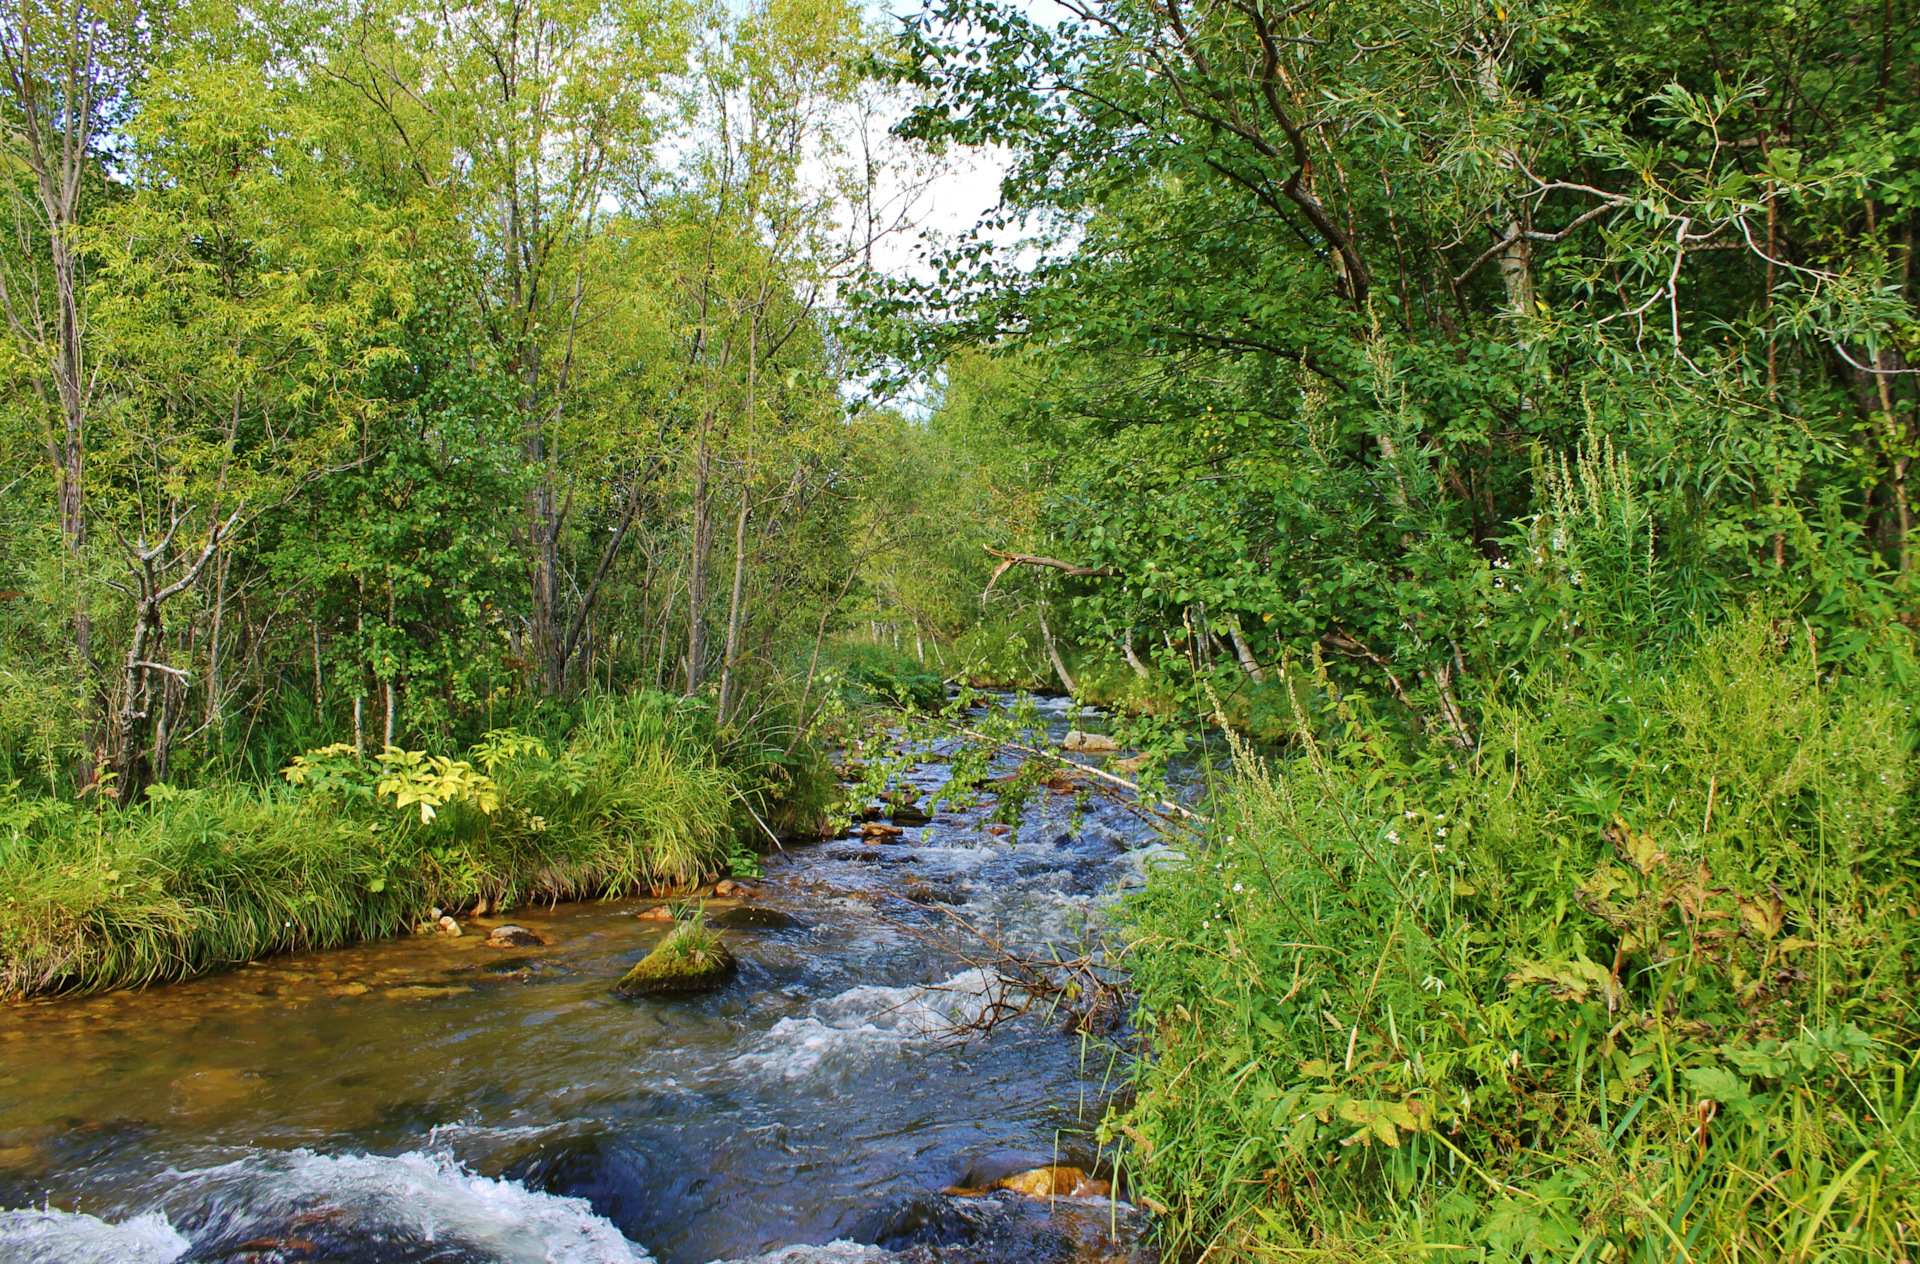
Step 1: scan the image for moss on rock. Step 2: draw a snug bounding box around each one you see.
[612,921,737,997]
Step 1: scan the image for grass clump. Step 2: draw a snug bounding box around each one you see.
[612,910,737,997]
[0,692,786,998]
[1111,610,1920,1260]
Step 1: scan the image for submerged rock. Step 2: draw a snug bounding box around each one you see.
[713,879,755,898]
[485,925,543,947]
[635,904,676,922]
[708,906,801,931]
[991,1165,1108,1198]
[1061,731,1119,754]
[612,924,738,997]
[708,1243,894,1264]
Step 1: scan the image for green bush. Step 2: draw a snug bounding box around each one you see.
[1112,611,1920,1260]
[0,692,772,997]
[827,643,948,709]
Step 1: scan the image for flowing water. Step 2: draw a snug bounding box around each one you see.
[0,697,1187,1264]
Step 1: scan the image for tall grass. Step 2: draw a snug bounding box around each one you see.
[0,691,783,998]
[1112,611,1920,1260]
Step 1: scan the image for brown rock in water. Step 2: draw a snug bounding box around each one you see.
[1113,753,1150,776]
[994,1165,1092,1197]
[634,905,675,922]
[486,925,543,947]
[713,879,754,898]
[1061,731,1119,754]
[986,825,1011,837]
[861,822,905,840]
[942,1164,1110,1199]
[436,915,462,937]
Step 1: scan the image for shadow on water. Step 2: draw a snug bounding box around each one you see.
[0,695,1186,1264]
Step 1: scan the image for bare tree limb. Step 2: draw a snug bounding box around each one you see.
[983,546,1120,591]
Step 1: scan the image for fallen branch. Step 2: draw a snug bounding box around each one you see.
[956,727,1209,824]
[984,546,1120,592]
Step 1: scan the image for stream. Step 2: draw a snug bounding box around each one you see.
[0,696,1187,1264]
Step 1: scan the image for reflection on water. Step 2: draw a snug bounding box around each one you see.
[0,697,1179,1264]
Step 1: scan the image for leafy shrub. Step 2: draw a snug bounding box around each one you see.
[828,644,947,709]
[1112,610,1920,1259]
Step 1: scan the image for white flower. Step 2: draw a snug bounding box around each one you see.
[1436,827,1448,837]
[1232,883,1243,893]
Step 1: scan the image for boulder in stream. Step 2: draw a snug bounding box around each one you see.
[634,904,676,922]
[485,925,544,947]
[1060,731,1119,754]
[612,922,737,997]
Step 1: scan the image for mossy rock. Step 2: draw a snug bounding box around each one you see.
[612,925,738,998]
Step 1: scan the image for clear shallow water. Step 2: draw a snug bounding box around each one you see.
[0,697,1183,1264]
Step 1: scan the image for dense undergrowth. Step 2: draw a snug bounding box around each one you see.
[1112,612,1920,1260]
[0,692,828,998]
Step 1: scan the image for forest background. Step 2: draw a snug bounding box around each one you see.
[4,0,1920,1255]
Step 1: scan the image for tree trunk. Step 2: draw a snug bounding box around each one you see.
[716,489,751,724]
[111,597,165,807]
[1228,619,1266,684]
[1122,627,1151,679]
[685,423,716,693]
[1037,602,1076,695]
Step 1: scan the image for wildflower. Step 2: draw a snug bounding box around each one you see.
[1232,883,1243,893]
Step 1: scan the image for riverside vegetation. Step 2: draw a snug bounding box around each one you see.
[4,0,1919,1256]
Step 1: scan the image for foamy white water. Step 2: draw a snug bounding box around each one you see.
[0,1150,648,1264]
[0,1209,190,1264]
[728,969,1006,1080]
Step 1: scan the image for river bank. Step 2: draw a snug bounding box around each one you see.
[0,693,817,1000]
[0,693,1176,1264]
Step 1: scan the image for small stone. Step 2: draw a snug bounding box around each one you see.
[1061,731,1119,754]
[861,822,905,840]
[713,879,754,898]
[987,825,1011,837]
[486,924,543,947]
[1114,754,1150,776]
[436,915,462,937]
[634,905,676,922]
